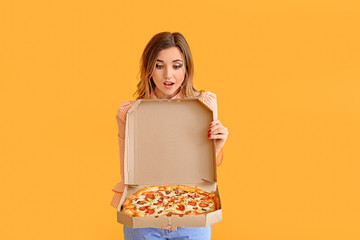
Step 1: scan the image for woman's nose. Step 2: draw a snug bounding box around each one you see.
[164,67,172,79]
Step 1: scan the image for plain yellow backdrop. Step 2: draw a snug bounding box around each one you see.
[1,0,360,239]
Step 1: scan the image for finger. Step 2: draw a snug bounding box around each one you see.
[209,124,222,133]
[210,128,227,135]
[208,134,227,139]
[209,120,221,127]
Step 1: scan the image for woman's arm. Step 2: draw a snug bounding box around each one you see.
[209,119,228,167]
[202,92,227,167]
[115,108,126,187]
[216,148,223,166]
[112,137,125,192]
[111,107,127,206]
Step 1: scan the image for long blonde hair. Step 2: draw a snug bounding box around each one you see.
[134,32,204,99]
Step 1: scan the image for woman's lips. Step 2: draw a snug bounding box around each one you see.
[163,82,175,89]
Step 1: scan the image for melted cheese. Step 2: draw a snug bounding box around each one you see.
[131,189,215,216]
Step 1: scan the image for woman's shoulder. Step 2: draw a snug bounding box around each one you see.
[119,100,136,107]
[199,91,217,107]
[199,91,218,118]
[116,100,136,121]
[200,91,217,100]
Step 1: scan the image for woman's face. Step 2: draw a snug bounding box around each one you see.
[151,47,186,99]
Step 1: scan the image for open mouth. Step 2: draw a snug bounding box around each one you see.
[163,82,175,88]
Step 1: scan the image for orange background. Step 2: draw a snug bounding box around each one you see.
[1,0,360,239]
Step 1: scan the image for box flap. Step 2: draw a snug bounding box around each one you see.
[124,98,216,185]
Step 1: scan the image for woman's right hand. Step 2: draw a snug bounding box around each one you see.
[111,181,126,209]
[112,181,125,193]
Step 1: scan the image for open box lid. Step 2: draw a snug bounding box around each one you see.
[124,98,217,186]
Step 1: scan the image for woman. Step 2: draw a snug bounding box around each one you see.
[111,32,229,240]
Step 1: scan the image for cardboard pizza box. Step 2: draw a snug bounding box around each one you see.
[117,98,222,228]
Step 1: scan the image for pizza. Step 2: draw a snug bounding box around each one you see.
[121,185,220,217]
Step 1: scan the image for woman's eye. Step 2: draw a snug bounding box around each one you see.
[156,64,182,69]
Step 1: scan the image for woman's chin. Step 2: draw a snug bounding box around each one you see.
[156,87,180,99]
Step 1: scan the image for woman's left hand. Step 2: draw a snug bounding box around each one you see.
[208,120,229,155]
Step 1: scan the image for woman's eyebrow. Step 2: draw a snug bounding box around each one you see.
[156,59,183,63]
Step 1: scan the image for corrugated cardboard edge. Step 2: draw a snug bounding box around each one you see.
[123,100,142,185]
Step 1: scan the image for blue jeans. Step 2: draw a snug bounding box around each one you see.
[123,226,211,240]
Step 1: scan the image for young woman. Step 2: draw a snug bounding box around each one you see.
[111,32,229,240]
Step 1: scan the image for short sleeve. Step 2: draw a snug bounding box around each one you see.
[200,91,218,120]
[116,101,134,139]
[111,101,134,209]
